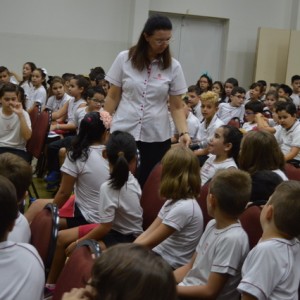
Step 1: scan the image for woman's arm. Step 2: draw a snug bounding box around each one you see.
[53,173,76,208]
[169,94,191,146]
[134,217,176,249]
[103,84,122,114]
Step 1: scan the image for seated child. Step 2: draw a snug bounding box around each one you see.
[201,125,243,186]
[274,101,300,165]
[186,85,202,121]
[62,244,177,300]
[0,83,32,161]
[175,169,251,299]
[290,74,300,107]
[218,86,246,125]
[238,181,300,299]
[194,91,224,166]
[0,66,18,88]
[220,77,239,103]
[0,153,32,243]
[242,101,264,132]
[245,82,264,103]
[135,146,203,269]
[277,83,292,99]
[0,175,44,300]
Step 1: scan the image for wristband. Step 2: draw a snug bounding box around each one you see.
[179,132,189,137]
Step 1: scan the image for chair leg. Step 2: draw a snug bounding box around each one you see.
[29,181,40,199]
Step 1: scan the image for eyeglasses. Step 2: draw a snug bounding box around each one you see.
[153,38,173,45]
[245,111,255,115]
[90,98,105,104]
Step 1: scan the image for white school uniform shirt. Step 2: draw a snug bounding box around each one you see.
[200,155,237,186]
[187,112,201,141]
[98,172,143,236]
[199,114,224,146]
[0,240,44,300]
[290,93,300,107]
[238,238,300,300]
[180,219,249,300]
[0,108,31,150]
[275,120,300,161]
[191,101,203,121]
[60,145,109,223]
[21,80,34,101]
[153,198,203,269]
[7,213,31,243]
[105,50,187,142]
[27,85,47,109]
[217,103,245,124]
[242,121,257,132]
[46,93,72,112]
[67,98,86,124]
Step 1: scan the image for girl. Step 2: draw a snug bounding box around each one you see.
[45,75,88,188]
[19,62,36,100]
[196,74,212,94]
[200,125,243,186]
[239,130,287,180]
[212,80,224,101]
[25,111,110,225]
[62,244,177,300]
[135,146,203,269]
[27,67,47,112]
[44,131,142,290]
[221,77,239,103]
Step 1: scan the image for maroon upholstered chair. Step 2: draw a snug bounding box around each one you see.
[196,182,213,229]
[30,203,59,277]
[52,239,101,300]
[140,163,164,230]
[227,117,241,128]
[239,205,263,250]
[285,163,300,181]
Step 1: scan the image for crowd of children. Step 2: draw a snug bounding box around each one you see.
[1,57,300,300]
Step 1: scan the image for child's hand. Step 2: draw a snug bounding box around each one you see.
[65,241,77,256]
[10,102,23,115]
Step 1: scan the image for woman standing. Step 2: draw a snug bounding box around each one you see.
[104,14,190,187]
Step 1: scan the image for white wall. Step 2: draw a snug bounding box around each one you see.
[0,0,299,87]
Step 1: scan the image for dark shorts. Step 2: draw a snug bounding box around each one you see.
[66,203,90,228]
[102,230,136,248]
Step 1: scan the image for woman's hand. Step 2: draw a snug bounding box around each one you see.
[179,133,191,147]
[62,288,91,300]
[65,241,77,257]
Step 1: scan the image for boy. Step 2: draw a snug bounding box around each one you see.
[242,101,264,132]
[186,85,202,121]
[274,101,300,165]
[175,169,251,299]
[194,91,223,165]
[0,83,32,161]
[0,66,18,87]
[238,181,300,299]
[290,74,300,107]
[277,83,292,98]
[0,153,32,243]
[218,86,246,124]
[0,175,45,300]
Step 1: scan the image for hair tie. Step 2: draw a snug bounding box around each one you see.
[86,117,92,122]
[118,151,124,157]
[100,110,112,130]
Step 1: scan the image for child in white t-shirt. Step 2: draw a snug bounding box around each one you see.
[238,181,300,299]
[218,86,246,124]
[175,169,250,299]
[186,85,202,121]
[242,101,264,132]
[0,175,44,300]
[201,125,243,186]
[135,146,204,269]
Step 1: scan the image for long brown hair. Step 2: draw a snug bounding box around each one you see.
[128,14,172,71]
[239,130,285,174]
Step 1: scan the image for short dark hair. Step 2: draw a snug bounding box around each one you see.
[269,181,300,237]
[188,85,201,95]
[225,77,239,87]
[0,153,32,203]
[210,169,251,217]
[275,101,297,115]
[231,86,246,96]
[0,82,18,98]
[278,84,293,96]
[0,175,18,240]
[291,75,300,83]
[0,66,9,74]
[245,101,264,113]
